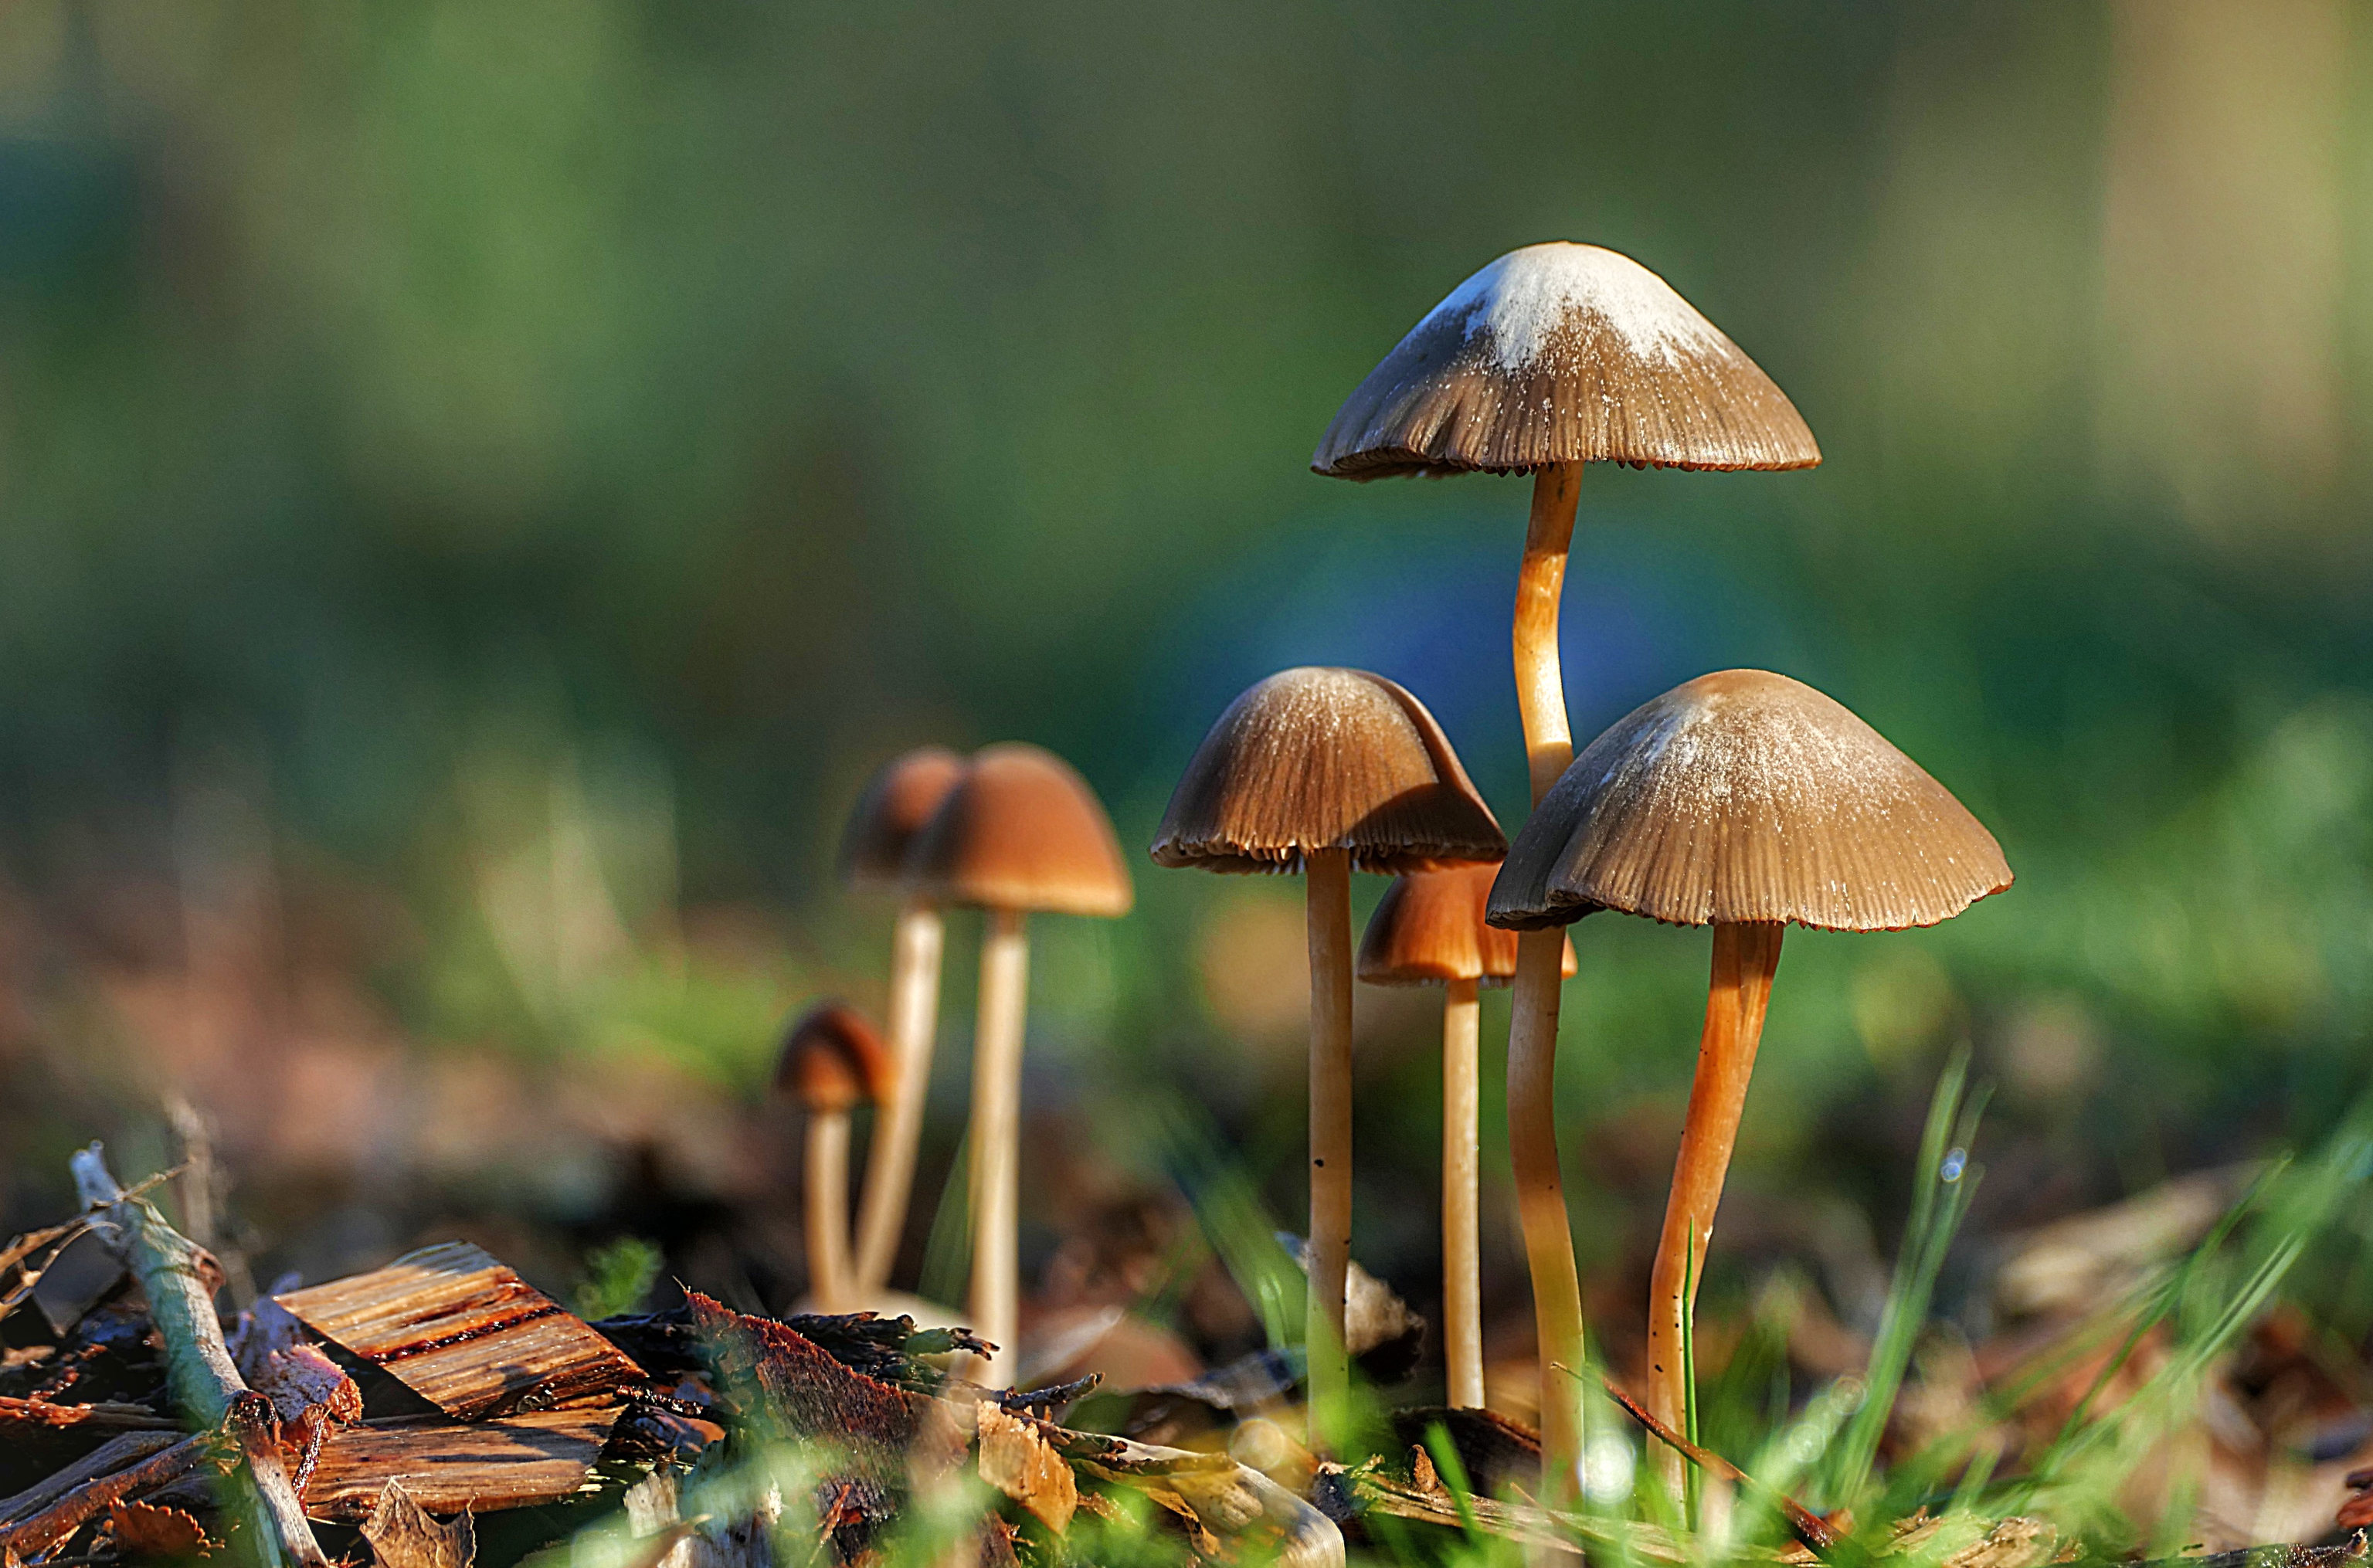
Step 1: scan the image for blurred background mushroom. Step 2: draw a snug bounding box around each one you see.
[773,1000,895,1312]
[1312,240,1819,1498]
[907,743,1133,1377]
[836,745,967,1298]
[1153,667,1504,1449]
[1490,669,2011,1480]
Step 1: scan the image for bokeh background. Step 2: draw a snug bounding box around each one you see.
[2,0,2370,1410]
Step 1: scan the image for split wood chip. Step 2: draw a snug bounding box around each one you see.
[276,1244,643,1418]
[361,1480,476,1568]
[300,1407,623,1522]
[108,1499,218,1559]
[976,1404,1075,1533]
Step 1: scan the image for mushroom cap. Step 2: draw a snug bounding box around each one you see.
[839,746,967,893]
[1312,243,1821,480]
[1358,863,1577,986]
[1151,667,1507,875]
[1488,670,2012,933]
[906,743,1135,917]
[775,1000,894,1114]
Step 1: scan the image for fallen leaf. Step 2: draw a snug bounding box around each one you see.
[107,1499,217,1559]
[977,1403,1076,1533]
[361,1480,476,1568]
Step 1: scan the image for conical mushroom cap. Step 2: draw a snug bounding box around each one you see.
[775,1001,893,1114]
[1489,670,2011,932]
[839,746,966,893]
[1312,243,1820,479]
[1358,863,1576,986]
[1152,667,1506,875]
[907,743,1134,917]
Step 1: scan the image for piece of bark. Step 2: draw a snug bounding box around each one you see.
[0,1396,177,1431]
[685,1291,945,1476]
[253,1344,363,1428]
[361,1480,476,1568]
[277,1243,643,1420]
[108,1498,219,1558]
[70,1144,330,1568]
[0,1433,224,1558]
[299,1407,623,1522]
[0,1431,181,1527]
[976,1403,1074,1532]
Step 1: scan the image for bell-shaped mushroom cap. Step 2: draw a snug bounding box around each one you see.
[1489,670,2011,933]
[906,743,1134,918]
[1152,667,1507,875]
[1358,863,1576,986]
[1312,243,1820,480]
[775,1001,894,1114]
[839,746,967,892]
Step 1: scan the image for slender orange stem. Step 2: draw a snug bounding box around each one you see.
[1441,976,1484,1409]
[1645,921,1784,1488]
[853,898,944,1294]
[1304,847,1355,1454]
[1506,462,1585,1507]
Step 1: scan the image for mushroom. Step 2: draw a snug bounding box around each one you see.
[1356,864,1572,1411]
[838,746,966,1296]
[906,743,1133,1376]
[1312,242,1820,1490]
[775,1000,895,1313]
[1153,667,1505,1449]
[1488,670,2011,1479]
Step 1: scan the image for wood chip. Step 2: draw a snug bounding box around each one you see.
[362,1480,476,1568]
[276,1243,643,1418]
[977,1404,1075,1533]
[300,1408,622,1522]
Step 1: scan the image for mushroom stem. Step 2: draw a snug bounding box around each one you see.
[1514,463,1582,800]
[968,904,1031,1375]
[1304,846,1355,1454]
[1645,921,1784,1488]
[1441,976,1485,1410]
[854,898,945,1293]
[805,1108,854,1311]
[1507,927,1582,1501]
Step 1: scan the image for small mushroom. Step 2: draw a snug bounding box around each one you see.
[775,1001,895,1312]
[1313,243,1819,1492]
[1357,865,1571,1411]
[907,744,1133,1376]
[1489,670,2011,1481]
[1153,667,1504,1449]
[838,746,968,1297]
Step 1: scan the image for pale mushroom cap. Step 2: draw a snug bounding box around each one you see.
[1358,862,1576,986]
[1312,243,1821,479]
[776,1001,894,1114]
[838,746,967,892]
[907,743,1135,918]
[1151,667,1507,875]
[1488,670,2012,932]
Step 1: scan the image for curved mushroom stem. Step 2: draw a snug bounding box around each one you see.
[854,898,945,1293]
[1508,460,1586,1502]
[968,905,1031,1377]
[1441,976,1485,1410]
[1304,847,1355,1454]
[805,1108,854,1311]
[1645,921,1784,1490]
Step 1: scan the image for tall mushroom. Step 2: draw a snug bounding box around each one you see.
[906,743,1133,1377]
[775,1000,895,1313]
[1488,670,2011,1481]
[1312,242,1821,1492]
[1153,667,1505,1450]
[839,746,966,1296]
[1356,865,1571,1412]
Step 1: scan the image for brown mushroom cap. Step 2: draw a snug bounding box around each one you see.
[1488,670,2011,933]
[905,743,1134,917]
[1358,863,1577,986]
[1152,667,1507,875]
[776,1001,895,1114]
[839,746,967,892]
[1312,243,1820,480]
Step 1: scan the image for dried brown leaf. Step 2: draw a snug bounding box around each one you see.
[977,1403,1076,1534]
[361,1481,476,1568]
[107,1499,218,1559]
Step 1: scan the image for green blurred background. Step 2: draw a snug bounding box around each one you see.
[1,0,2369,1387]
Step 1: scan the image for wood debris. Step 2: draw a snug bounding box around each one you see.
[277,1242,646,1418]
[301,1408,624,1522]
[359,1479,477,1568]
